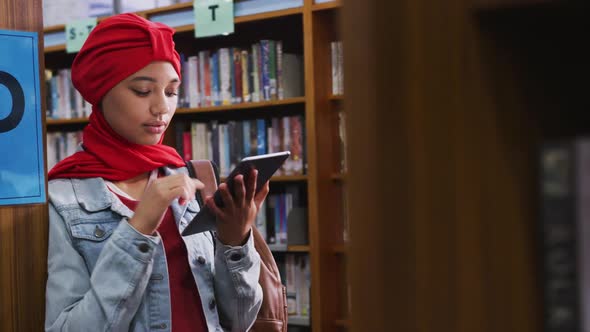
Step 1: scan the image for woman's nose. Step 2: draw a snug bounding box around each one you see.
[149,92,169,116]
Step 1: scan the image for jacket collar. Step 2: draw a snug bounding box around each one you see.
[71,166,200,224]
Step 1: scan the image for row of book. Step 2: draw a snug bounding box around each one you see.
[44,44,303,119]
[255,185,307,249]
[280,254,311,320]
[43,0,187,27]
[177,116,305,178]
[331,40,344,96]
[47,130,83,170]
[45,69,92,120]
[540,136,590,332]
[178,40,304,109]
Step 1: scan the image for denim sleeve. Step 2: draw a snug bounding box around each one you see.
[45,202,159,332]
[214,229,263,332]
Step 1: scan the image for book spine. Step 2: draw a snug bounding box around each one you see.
[251,43,260,103]
[241,50,250,103]
[211,52,221,106]
[219,48,232,106]
[256,118,267,155]
[260,40,271,101]
[541,140,579,332]
[268,40,277,100]
[576,138,590,332]
[233,48,243,104]
[276,40,283,100]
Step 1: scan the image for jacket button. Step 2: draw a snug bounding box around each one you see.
[229,253,242,261]
[197,256,206,265]
[209,299,216,310]
[137,242,150,253]
[94,225,105,238]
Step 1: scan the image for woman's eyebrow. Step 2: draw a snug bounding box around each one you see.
[130,76,156,82]
[130,77,179,83]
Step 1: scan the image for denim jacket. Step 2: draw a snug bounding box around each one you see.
[45,165,263,332]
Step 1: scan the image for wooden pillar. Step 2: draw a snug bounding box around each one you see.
[0,1,48,331]
[344,0,539,331]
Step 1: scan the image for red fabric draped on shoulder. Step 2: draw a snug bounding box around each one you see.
[48,106,184,181]
[47,13,185,181]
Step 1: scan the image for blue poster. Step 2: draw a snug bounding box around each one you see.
[0,30,45,206]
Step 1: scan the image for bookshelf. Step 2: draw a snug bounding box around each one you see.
[42,1,345,331]
[472,1,590,331]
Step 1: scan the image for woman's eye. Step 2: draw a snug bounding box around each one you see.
[132,89,150,97]
[166,91,178,97]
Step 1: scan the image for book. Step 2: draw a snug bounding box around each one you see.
[540,137,590,332]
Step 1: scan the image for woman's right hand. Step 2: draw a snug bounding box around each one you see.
[129,173,204,235]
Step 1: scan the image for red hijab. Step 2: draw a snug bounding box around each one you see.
[48,13,185,181]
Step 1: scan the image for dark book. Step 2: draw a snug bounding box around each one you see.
[540,138,590,332]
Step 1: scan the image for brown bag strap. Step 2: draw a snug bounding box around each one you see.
[187,159,280,277]
[186,159,287,332]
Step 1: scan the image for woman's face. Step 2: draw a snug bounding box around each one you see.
[101,61,180,145]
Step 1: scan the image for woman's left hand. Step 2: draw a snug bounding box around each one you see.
[205,168,269,246]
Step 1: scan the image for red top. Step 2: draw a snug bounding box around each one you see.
[114,192,208,332]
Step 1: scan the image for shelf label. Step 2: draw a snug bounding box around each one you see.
[65,18,97,53]
[0,29,46,206]
[194,0,234,38]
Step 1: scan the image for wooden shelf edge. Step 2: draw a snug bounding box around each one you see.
[312,1,342,12]
[287,245,310,252]
[334,318,350,328]
[141,1,193,17]
[44,6,304,52]
[44,45,66,53]
[46,117,89,126]
[330,172,347,182]
[471,0,557,11]
[176,97,306,114]
[329,94,344,101]
[332,244,348,255]
[220,175,307,183]
[268,244,310,253]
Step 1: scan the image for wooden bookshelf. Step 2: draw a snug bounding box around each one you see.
[333,319,349,328]
[312,1,342,12]
[328,94,343,101]
[47,117,89,126]
[288,245,311,252]
[220,175,308,183]
[41,1,344,331]
[332,244,347,255]
[330,173,346,182]
[175,97,306,114]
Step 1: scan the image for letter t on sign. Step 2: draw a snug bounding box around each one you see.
[209,4,219,21]
[194,0,234,38]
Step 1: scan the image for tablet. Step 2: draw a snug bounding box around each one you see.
[181,151,291,236]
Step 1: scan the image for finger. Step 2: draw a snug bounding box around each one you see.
[233,174,246,206]
[205,196,225,219]
[179,187,191,206]
[166,186,186,204]
[192,178,205,190]
[245,169,257,202]
[218,183,234,209]
[254,181,270,209]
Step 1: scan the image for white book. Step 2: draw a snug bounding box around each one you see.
[331,41,339,95]
[286,254,298,315]
[281,53,303,98]
[119,0,156,13]
[219,48,232,106]
[251,44,260,103]
[337,41,344,95]
[188,56,200,108]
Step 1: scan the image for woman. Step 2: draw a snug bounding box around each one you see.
[45,13,264,332]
